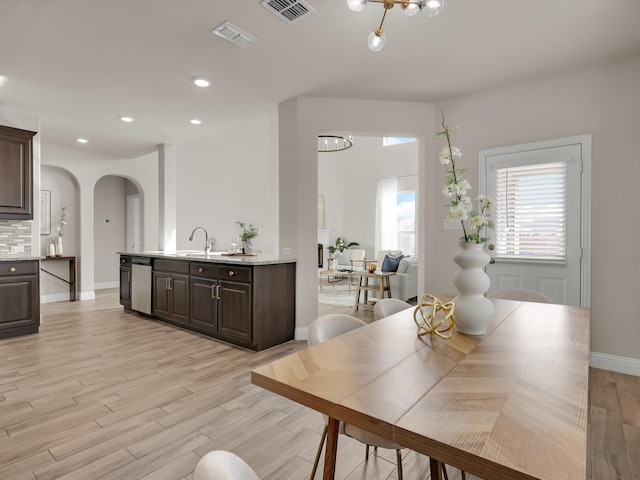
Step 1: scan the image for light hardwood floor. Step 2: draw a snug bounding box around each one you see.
[0,290,636,479]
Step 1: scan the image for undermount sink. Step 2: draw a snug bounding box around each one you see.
[174,251,223,257]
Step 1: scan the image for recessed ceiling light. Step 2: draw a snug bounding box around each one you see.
[119,115,135,122]
[77,138,88,144]
[190,119,202,125]
[192,76,211,88]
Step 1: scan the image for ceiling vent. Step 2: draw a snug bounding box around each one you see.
[260,0,315,24]
[211,21,257,48]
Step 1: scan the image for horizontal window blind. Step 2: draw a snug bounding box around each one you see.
[494,161,567,261]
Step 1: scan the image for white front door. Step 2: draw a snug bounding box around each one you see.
[479,136,591,306]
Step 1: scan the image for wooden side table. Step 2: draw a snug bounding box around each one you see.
[41,256,76,301]
[355,271,394,310]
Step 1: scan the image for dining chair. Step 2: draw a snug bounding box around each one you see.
[307,313,402,480]
[373,298,412,320]
[307,314,406,479]
[488,289,554,304]
[194,450,259,480]
[307,313,465,480]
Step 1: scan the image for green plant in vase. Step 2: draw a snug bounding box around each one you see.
[237,221,259,253]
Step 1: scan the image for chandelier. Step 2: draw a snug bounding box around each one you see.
[318,135,354,153]
[347,0,444,51]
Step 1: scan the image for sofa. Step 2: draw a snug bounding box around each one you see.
[371,250,418,302]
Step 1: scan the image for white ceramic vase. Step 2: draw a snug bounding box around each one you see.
[55,236,64,257]
[452,242,495,335]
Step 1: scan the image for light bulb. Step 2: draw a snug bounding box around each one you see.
[347,0,368,12]
[425,0,444,17]
[402,2,420,16]
[192,76,211,87]
[367,30,386,51]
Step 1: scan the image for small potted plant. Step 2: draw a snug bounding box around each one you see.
[327,237,359,270]
[237,221,259,254]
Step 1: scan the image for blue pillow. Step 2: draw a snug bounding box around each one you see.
[382,254,404,272]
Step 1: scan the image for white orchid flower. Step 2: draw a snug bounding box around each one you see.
[448,205,469,222]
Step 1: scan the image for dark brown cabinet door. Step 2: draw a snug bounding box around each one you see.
[170,273,189,324]
[190,277,218,333]
[0,260,40,338]
[153,270,189,325]
[0,126,36,219]
[152,271,171,319]
[217,280,252,344]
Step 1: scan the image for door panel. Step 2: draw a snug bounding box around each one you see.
[170,274,190,324]
[191,277,217,332]
[218,281,252,344]
[482,143,582,306]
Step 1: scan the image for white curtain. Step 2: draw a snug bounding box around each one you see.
[375,177,398,253]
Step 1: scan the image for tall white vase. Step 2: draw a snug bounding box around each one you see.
[452,243,495,335]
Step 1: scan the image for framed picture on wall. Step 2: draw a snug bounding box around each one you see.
[40,190,51,235]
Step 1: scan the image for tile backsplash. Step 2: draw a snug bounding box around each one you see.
[0,219,32,255]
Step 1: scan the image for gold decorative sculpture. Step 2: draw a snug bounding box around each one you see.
[367,262,377,272]
[413,294,456,339]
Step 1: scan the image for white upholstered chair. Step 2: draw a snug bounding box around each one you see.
[373,298,412,321]
[194,450,259,480]
[307,314,459,480]
[488,289,554,304]
[348,248,366,270]
[307,314,405,480]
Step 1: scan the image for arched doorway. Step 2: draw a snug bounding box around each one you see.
[93,175,141,291]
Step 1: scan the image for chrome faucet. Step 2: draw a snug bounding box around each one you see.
[189,227,211,255]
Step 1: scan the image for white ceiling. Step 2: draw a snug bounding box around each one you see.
[1,0,639,158]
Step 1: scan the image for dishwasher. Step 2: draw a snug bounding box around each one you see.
[131,257,152,315]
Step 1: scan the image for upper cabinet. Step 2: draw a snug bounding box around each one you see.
[0,125,37,219]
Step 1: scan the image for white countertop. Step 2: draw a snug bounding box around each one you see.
[118,251,295,266]
[0,255,43,262]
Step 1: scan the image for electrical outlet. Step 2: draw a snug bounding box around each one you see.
[444,219,463,230]
[10,245,24,253]
[282,247,291,256]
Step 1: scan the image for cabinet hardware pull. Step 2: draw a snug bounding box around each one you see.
[216,284,221,299]
[229,271,235,277]
[211,284,216,299]
[199,268,204,273]
[9,267,16,273]
[166,277,172,290]
[127,271,130,282]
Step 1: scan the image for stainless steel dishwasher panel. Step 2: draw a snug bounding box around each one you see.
[131,263,152,315]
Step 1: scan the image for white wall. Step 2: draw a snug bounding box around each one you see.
[93,175,127,288]
[280,98,436,338]
[318,136,418,258]
[176,114,279,254]
[435,54,640,363]
[42,144,160,300]
[40,166,80,301]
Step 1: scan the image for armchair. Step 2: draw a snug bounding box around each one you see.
[334,248,366,271]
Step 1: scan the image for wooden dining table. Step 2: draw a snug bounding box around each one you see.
[251,299,590,480]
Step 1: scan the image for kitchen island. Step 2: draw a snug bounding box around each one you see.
[118,252,296,351]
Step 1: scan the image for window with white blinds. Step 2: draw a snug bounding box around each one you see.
[494,161,567,261]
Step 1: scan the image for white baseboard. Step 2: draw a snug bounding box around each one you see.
[41,293,73,304]
[41,291,96,303]
[95,281,119,290]
[79,291,95,301]
[591,352,640,377]
[295,327,308,342]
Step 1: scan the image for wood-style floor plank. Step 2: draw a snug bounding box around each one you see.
[0,290,637,478]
